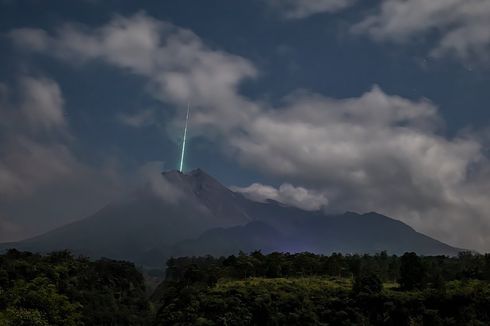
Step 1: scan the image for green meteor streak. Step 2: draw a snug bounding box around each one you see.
[179,104,190,172]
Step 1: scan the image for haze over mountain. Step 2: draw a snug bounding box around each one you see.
[0,169,460,266]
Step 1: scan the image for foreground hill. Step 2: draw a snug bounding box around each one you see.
[1,169,460,266]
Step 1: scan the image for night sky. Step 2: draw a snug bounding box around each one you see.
[1,0,490,251]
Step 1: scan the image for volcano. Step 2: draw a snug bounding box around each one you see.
[1,169,461,266]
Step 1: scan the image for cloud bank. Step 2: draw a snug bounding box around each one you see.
[0,77,76,197]
[263,0,490,62]
[0,76,129,241]
[9,12,490,251]
[232,182,328,211]
[353,0,490,62]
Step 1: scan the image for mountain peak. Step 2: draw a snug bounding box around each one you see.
[161,168,209,178]
[161,168,225,193]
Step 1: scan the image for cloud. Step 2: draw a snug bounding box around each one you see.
[9,12,258,137]
[265,0,356,18]
[0,77,129,242]
[117,108,156,127]
[0,77,65,133]
[352,0,490,62]
[19,76,66,130]
[0,77,75,197]
[137,161,183,203]
[0,214,25,243]
[0,138,80,197]
[9,28,50,51]
[232,182,328,211]
[226,87,489,250]
[10,12,490,251]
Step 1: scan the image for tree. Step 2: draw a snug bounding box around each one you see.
[399,252,426,290]
[352,273,383,295]
[0,308,49,326]
[0,250,150,326]
[483,254,490,281]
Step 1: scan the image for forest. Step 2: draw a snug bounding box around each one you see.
[2,249,490,325]
[0,250,151,325]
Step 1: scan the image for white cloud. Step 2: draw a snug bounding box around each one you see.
[266,0,356,19]
[10,12,258,136]
[0,138,79,197]
[226,87,489,250]
[10,12,490,251]
[232,182,328,211]
[0,77,74,197]
[19,76,65,130]
[352,0,490,62]
[0,77,130,242]
[137,161,183,203]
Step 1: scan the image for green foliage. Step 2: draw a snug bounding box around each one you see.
[0,249,150,326]
[352,273,383,294]
[152,251,490,325]
[3,250,490,325]
[400,252,427,290]
[0,308,49,326]
[152,275,490,325]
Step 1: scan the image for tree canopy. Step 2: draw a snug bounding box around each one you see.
[3,249,490,325]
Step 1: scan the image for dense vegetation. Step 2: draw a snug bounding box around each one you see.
[2,250,490,325]
[0,249,150,325]
[153,251,490,325]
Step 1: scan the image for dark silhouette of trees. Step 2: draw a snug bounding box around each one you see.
[152,251,490,325]
[4,249,490,325]
[0,249,150,325]
[399,252,426,290]
[352,273,383,294]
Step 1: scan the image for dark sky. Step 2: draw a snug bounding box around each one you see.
[1,0,490,251]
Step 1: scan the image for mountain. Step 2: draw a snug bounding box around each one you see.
[171,221,289,257]
[1,169,461,266]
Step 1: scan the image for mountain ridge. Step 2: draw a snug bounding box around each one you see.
[1,168,461,266]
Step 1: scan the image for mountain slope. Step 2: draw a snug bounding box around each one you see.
[5,169,252,263]
[1,169,461,265]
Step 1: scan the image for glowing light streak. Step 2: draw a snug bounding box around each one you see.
[179,103,190,172]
